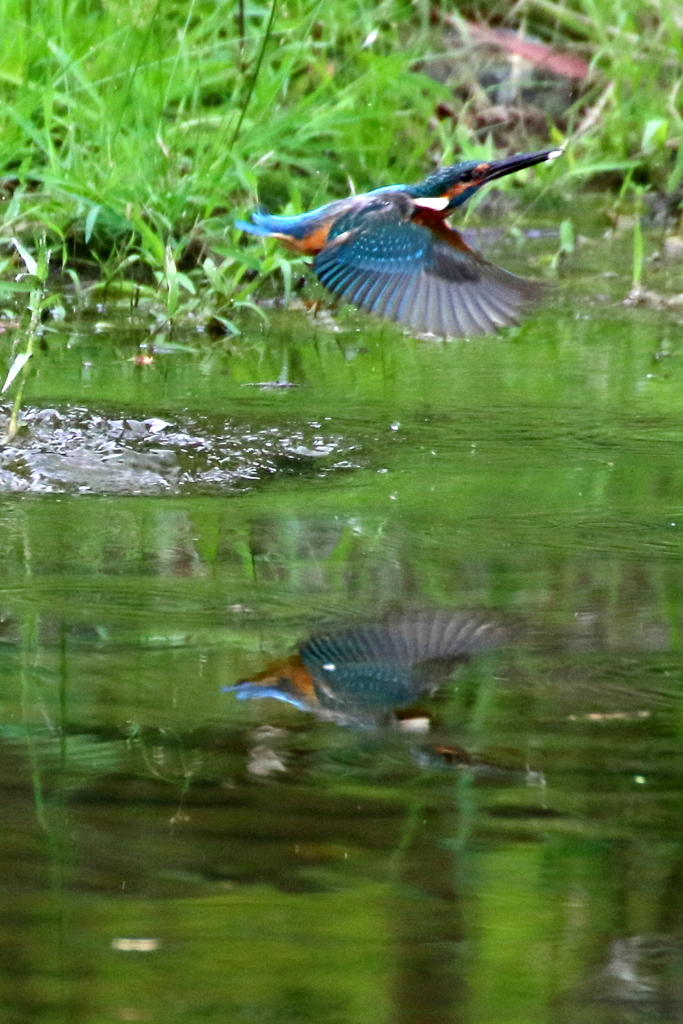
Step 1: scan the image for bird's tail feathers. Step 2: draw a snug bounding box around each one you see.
[235,207,278,236]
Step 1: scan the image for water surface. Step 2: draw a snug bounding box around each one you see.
[0,226,682,1023]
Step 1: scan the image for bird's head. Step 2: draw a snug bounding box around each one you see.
[408,147,563,212]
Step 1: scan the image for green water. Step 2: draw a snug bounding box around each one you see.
[1,231,683,1023]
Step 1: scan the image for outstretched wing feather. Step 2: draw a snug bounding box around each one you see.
[314,197,542,337]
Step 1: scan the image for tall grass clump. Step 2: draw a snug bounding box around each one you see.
[513,0,683,191]
[0,0,451,315]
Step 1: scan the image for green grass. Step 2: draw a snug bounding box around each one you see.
[0,0,680,339]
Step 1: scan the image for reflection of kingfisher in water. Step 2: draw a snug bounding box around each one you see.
[224,611,503,728]
[238,148,562,337]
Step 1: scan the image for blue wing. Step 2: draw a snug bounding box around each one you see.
[313,195,543,337]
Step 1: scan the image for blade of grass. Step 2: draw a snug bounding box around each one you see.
[230,0,279,147]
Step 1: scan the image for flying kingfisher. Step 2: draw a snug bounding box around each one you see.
[223,610,503,727]
[237,147,562,338]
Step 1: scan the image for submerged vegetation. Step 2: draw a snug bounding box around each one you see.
[0,0,681,360]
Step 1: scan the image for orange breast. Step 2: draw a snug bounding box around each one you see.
[251,655,317,700]
[274,222,331,255]
[412,209,474,253]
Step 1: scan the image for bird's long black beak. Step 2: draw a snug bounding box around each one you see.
[480,147,564,185]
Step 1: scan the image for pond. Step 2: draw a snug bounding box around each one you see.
[0,223,682,1024]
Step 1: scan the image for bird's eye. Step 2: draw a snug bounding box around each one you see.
[460,163,489,183]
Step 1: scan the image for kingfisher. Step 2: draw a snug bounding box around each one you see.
[237,147,562,338]
[223,610,503,727]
